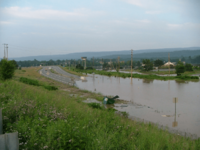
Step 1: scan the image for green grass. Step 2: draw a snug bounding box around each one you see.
[19,77,58,90]
[0,80,199,150]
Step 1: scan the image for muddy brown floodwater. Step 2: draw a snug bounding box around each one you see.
[76,74,200,138]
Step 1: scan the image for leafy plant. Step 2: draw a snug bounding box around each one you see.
[0,59,15,80]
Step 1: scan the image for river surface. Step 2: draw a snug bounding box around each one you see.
[76,74,200,138]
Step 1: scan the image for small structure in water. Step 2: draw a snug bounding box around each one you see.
[103,95,119,104]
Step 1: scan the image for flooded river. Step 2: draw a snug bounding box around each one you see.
[76,74,200,138]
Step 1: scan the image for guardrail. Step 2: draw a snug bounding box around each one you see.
[0,108,19,150]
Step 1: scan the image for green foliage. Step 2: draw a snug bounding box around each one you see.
[19,77,40,86]
[142,59,153,71]
[185,63,193,71]
[87,103,103,109]
[154,59,164,67]
[175,61,185,76]
[86,66,94,70]
[19,77,58,90]
[175,75,199,80]
[43,85,58,91]
[0,59,15,80]
[76,64,84,70]
[10,60,18,69]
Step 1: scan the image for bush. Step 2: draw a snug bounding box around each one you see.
[43,85,58,91]
[0,59,15,80]
[175,61,185,76]
[76,64,84,70]
[19,77,40,86]
[86,67,93,70]
[87,103,103,109]
[19,77,58,90]
[185,63,193,71]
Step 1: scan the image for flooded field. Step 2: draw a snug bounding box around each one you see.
[76,74,200,138]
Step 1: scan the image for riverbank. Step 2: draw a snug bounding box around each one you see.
[64,67,199,81]
[0,67,199,149]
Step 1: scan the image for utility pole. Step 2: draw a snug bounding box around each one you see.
[118,56,120,71]
[93,57,94,69]
[131,49,133,84]
[168,53,170,76]
[6,44,8,59]
[3,43,8,60]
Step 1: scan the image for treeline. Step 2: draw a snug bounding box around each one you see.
[15,55,200,67]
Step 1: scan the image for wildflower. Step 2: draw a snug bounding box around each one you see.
[69,139,72,142]
[43,146,48,149]
[34,143,37,145]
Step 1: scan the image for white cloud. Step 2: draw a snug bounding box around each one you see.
[123,0,143,7]
[136,19,150,23]
[145,11,161,14]
[0,21,14,25]
[1,7,104,20]
[167,24,182,28]
[167,23,200,30]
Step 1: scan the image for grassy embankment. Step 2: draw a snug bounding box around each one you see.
[63,67,199,81]
[0,67,200,149]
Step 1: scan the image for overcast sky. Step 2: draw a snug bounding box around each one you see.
[0,0,200,58]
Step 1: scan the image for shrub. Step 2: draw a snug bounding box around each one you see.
[87,103,103,109]
[185,63,193,71]
[19,77,58,90]
[19,77,40,86]
[43,85,58,90]
[175,61,185,76]
[0,59,15,80]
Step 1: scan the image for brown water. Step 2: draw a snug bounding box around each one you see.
[76,74,200,138]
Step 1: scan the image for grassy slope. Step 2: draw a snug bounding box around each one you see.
[0,67,199,149]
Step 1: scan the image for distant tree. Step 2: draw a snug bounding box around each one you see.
[76,64,84,70]
[154,59,164,68]
[86,67,94,70]
[0,59,15,80]
[175,61,185,76]
[185,63,193,71]
[136,61,141,67]
[142,59,153,71]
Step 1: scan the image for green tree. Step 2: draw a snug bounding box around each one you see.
[10,60,18,69]
[0,59,15,80]
[154,59,164,68]
[142,59,153,71]
[76,64,84,70]
[175,61,185,76]
[185,63,193,71]
[136,61,141,67]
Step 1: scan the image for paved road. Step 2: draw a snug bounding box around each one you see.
[51,66,79,80]
[40,66,80,85]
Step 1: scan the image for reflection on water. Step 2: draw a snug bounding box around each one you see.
[76,74,200,138]
[143,79,154,84]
